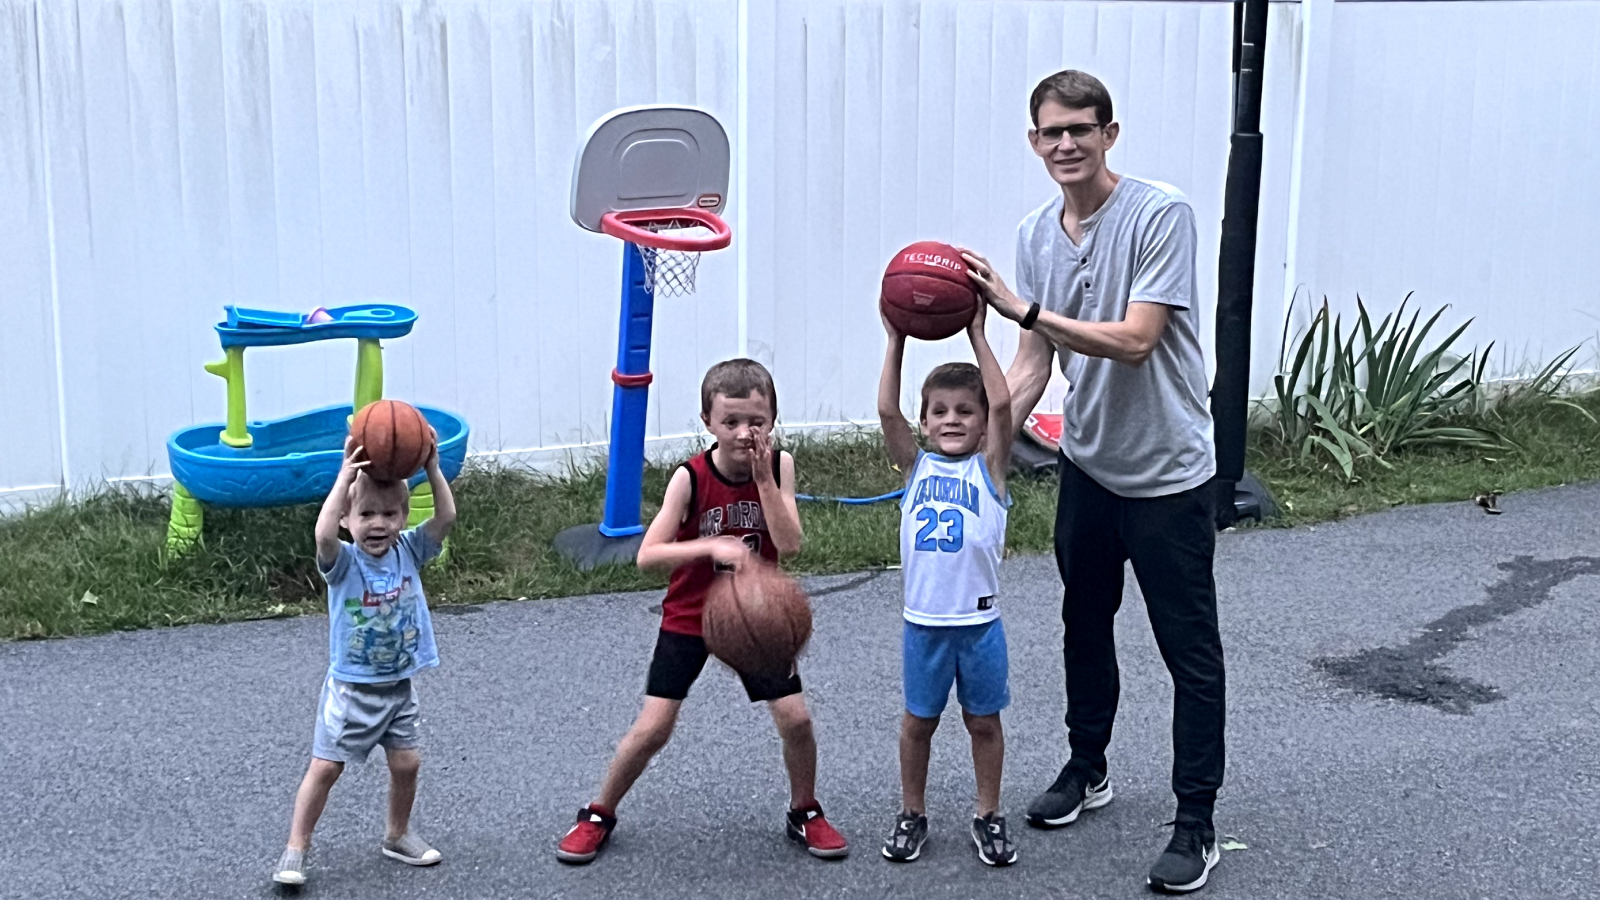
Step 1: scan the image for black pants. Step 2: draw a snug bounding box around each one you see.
[1053,456,1225,821]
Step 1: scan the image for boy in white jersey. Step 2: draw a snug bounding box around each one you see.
[876,301,1015,866]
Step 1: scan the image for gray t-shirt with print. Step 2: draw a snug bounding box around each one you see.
[1015,176,1215,498]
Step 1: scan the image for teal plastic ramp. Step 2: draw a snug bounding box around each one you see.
[217,304,417,348]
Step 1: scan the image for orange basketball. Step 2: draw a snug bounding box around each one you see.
[350,400,432,482]
[703,561,813,677]
[880,240,980,341]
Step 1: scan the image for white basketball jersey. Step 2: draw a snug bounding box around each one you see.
[899,451,1010,626]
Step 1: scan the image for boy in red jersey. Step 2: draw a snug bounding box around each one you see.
[556,359,850,864]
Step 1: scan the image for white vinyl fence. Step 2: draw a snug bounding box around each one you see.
[3,0,1598,508]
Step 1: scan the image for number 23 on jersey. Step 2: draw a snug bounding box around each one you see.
[913,507,964,552]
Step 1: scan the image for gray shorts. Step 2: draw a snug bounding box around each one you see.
[311,675,420,763]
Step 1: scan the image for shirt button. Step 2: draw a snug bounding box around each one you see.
[1081,257,1088,264]
[1085,281,1092,288]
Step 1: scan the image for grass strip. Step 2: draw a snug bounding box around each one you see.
[3,394,1596,640]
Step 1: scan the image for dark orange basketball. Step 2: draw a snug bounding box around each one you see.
[880,240,979,341]
[350,400,432,482]
[703,561,813,677]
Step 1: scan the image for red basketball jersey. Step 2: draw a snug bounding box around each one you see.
[659,447,782,636]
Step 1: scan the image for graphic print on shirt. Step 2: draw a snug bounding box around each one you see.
[660,449,782,636]
[908,473,982,554]
[338,573,422,676]
[899,452,1009,626]
[703,501,767,572]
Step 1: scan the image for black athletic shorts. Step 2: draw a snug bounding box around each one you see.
[645,629,803,702]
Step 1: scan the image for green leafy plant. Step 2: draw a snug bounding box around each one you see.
[1488,344,1597,424]
[1271,298,1371,478]
[1268,294,1513,480]
[1353,295,1502,457]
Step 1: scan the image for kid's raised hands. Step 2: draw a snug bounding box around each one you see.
[880,307,905,342]
[424,425,441,471]
[968,290,989,333]
[340,436,371,475]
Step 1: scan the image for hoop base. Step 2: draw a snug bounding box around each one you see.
[553,523,646,571]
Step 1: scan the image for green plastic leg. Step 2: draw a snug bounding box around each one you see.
[355,338,384,414]
[407,481,450,566]
[167,484,204,556]
[204,346,252,448]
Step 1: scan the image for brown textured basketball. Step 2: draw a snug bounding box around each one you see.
[350,400,432,481]
[703,561,814,677]
[880,240,979,341]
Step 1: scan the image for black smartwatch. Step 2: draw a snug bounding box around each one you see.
[1020,301,1041,330]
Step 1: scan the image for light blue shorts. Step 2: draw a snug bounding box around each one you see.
[902,619,1010,718]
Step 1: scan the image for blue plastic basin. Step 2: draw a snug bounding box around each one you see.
[167,404,468,507]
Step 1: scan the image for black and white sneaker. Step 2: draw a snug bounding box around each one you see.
[1146,818,1220,893]
[1025,763,1112,828]
[971,813,1017,866]
[881,810,929,862]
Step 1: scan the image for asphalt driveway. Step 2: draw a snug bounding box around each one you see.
[3,483,1597,899]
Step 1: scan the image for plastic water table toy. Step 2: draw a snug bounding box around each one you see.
[164,303,469,555]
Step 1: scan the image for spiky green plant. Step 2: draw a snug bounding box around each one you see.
[1264,294,1562,479]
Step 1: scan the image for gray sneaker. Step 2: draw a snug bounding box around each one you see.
[971,813,1018,866]
[382,833,443,866]
[1147,818,1220,893]
[1026,763,1112,829]
[272,846,307,885]
[881,810,929,862]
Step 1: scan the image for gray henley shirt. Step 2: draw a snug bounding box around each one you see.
[1014,176,1216,498]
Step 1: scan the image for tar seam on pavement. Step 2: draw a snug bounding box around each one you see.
[1314,555,1600,714]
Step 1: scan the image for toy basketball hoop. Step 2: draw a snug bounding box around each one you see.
[556,105,734,569]
[600,207,731,297]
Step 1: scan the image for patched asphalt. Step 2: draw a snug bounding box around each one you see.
[3,482,1598,899]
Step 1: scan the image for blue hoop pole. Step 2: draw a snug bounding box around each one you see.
[599,242,655,537]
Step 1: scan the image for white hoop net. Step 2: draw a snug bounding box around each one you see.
[636,218,714,296]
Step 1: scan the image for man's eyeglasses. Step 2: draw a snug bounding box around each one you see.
[1035,123,1106,144]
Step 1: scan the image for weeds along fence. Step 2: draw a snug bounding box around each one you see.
[3,0,1599,507]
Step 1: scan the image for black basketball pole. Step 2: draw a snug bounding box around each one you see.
[1210,0,1275,529]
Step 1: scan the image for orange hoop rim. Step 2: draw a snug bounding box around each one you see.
[600,207,732,252]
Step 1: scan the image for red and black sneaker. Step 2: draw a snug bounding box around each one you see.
[786,802,850,859]
[556,805,617,864]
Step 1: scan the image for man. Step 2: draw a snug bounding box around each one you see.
[962,70,1227,894]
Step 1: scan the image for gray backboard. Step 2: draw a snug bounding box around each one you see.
[570,105,731,233]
